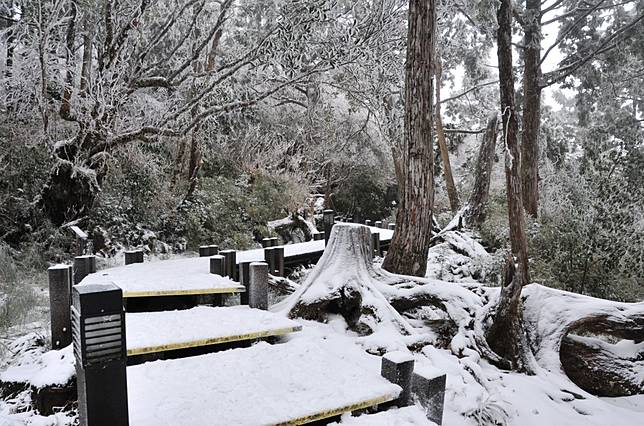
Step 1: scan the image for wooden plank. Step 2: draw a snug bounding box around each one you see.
[127,325,302,356]
[122,286,244,298]
[274,394,397,425]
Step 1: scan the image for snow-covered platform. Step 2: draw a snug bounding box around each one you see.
[126,306,302,356]
[127,338,401,425]
[79,257,245,297]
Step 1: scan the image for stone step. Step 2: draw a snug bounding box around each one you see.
[127,337,401,425]
[126,306,301,357]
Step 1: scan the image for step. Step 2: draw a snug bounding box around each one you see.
[126,306,301,356]
[127,338,401,425]
[80,257,245,297]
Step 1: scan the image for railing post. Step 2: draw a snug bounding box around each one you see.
[238,261,252,305]
[73,255,96,285]
[273,247,284,277]
[248,262,268,310]
[381,351,414,407]
[323,209,335,246]
[210,255,225,276]
[72,283,128,426]
[412,370,447,425]
[124,250,144,265]
[370,233,381,258]
[48,264,73,349]
[219,250,237,280]
[264,247,275,275]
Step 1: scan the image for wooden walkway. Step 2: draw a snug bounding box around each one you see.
[126,306,301,356]
[127,338,401,425]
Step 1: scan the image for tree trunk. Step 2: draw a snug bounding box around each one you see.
[464,113,498,227]
[520,0,542,218]
[435,56,460,213]
[487,0,533,373]
[382,0,436,277]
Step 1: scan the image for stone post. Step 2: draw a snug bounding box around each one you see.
[388,223,396,230]
[261,238,272,248]
[269,237,279,247]
[124,250,144,265]
[73,255,96,285]
[323,209,335,245]
[199,246,210,257]
[381,351,415,406]
[48,264,73,349]
[412,370,446,425]
[365,220,372,227]
[248,262,268,310]
[313,232,324,241]
[72,283,128,426]
[375,220,383,229]
[208,245,219,255]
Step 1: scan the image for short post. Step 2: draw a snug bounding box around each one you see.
[375,220,383,229]
[209,255,225,276]
[199,246,211,257]
[261,238,272,248]
[348,217,354,223]
[48,264,73,349]
[388,223,396,230]
[381,351,415,407]
[412,370,447,425]
[124,250,144,265]
[323,209,335,245]
[208,245,219,255]
[238,261,252,305]
[248,262,268,310]
[219,250,237,280]
[273,246,284,277]
[269,237,279,247]
[69,226,89,256]
[264,247,276,275]
[73,255,97,285]
[370,232,381,258]
[313,232,324,241]
[365,220,372,227]
[72,283,128,426]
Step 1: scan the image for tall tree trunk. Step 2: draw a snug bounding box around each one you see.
[487,0,533,373]
[464,113,498,227]
[382,0,435,277]
[520,0,541,217]
[435,55,460,213]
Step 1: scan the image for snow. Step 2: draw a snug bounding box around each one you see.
[79,257,244,296]
[127,333,401,425]
[126,306,301,353]
[332,406,437,425]
[0,344,75,389]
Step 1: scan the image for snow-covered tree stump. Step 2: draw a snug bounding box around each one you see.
[283,224,415,336]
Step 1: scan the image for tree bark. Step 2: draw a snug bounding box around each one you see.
[487,0,533,373]
[435,55,460,213]
[464,113,498,227]
[520,0,542,218]
[382,0,436,277]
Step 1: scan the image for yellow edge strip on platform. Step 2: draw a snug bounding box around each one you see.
[127,325,303,356]
[123,286,245,298]
[272,393,399,425]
